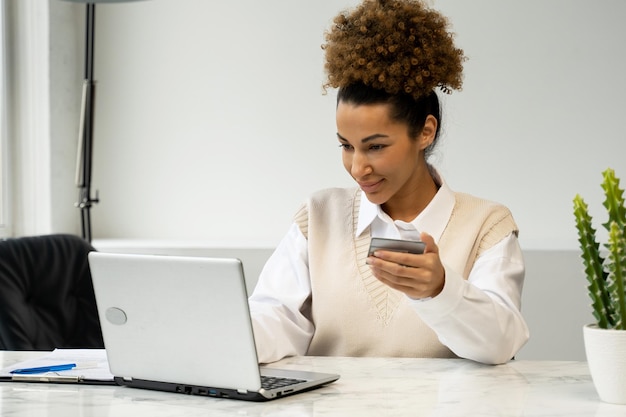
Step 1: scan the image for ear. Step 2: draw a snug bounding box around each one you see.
[419,115,438,150]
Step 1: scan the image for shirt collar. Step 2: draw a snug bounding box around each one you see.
[355,169,456,242]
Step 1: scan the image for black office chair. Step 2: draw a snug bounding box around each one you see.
[0,234,104,350]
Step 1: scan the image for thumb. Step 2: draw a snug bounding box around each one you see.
[420,232,439,254]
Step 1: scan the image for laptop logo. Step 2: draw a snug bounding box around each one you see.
[105,307,127,325]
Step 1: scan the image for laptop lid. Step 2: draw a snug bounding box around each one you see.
[88,252,338,401]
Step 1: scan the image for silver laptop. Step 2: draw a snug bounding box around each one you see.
[88,252,339,401]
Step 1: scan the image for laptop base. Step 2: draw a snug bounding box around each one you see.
[114,376,336,402]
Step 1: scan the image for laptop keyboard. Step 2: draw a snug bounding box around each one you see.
[261,375,306,390]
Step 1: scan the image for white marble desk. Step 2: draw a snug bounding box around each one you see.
[0,351,624,416]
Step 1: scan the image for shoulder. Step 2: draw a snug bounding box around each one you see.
[454,192,513,218]
[294,187,359,238]
[308,187,359,204]
[297,187,359,212]
[436,170,513,223]
[452,192,518,239]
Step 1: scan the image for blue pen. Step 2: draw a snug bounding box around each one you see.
[10,363,77,375]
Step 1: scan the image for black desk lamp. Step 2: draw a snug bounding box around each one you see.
[60,0,148,242]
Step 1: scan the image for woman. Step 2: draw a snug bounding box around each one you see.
[249,0,529,365]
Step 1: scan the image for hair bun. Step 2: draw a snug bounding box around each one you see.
[323,0,465,99]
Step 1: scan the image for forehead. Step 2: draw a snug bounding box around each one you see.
[336,101,407,138]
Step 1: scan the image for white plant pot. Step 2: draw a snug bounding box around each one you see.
[583,323,626,404]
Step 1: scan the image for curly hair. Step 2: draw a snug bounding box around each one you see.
[323,0,465,100]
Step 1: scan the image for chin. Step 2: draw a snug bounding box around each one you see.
[362,191,388,206]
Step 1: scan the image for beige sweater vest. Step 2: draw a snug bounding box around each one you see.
[294,187,518,358]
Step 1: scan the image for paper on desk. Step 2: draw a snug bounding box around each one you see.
[0,349,115,384]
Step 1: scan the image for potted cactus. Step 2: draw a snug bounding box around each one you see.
[573,167,626,404]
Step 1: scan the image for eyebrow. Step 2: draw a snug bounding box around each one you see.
[336,133,390,143]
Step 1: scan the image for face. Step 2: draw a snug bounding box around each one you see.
[336,101,433,209]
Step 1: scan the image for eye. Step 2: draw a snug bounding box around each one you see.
[368,144,386,151]
[338,143,353,151]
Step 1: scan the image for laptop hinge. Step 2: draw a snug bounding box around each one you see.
[237,389,247,394]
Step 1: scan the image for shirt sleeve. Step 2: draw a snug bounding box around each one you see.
[248,223,314,364]
[408,233,530,364]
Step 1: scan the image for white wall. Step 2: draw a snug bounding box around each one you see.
[88,0,626,250]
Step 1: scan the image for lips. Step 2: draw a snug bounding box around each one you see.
[358,179,383,193]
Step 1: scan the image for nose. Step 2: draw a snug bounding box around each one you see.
[349,150,372,179]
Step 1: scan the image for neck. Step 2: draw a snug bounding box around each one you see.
[381,165,439,222]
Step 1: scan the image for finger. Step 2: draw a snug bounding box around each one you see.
[420,232,439,255]
[371,261,432,285]
[375,273,431,298]
[369,261,413,280]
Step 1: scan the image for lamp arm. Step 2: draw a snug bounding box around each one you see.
[74,3,99,242]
